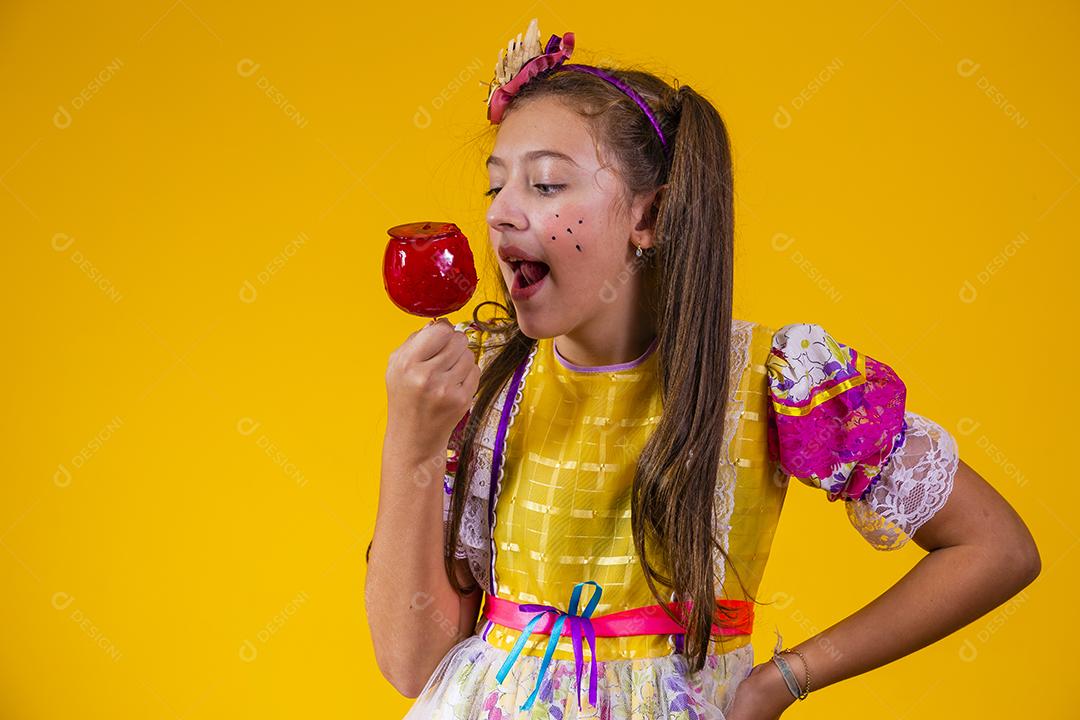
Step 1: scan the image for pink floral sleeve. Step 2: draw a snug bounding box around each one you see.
[765,322,959,550]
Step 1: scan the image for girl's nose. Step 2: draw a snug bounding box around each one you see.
[486,186,528,233]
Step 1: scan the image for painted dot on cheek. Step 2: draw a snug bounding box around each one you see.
[575,244,581,252]
[567,228,572,234]
[551,236,556,240]
[578,220,583,224]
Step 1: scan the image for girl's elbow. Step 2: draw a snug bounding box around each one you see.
[391,674,425,700]
[1004,527,1041,589]
[378,659,425,699]
[1018,534,1041,586]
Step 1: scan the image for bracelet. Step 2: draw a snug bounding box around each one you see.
[788,647,811,699]
[770,653,800,699]
[770,648,811,700]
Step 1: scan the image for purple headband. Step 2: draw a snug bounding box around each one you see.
[485,26,668,150]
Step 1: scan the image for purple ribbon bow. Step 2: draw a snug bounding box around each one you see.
[494,580,603,711]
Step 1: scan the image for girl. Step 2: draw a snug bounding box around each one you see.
[365,19,1041,720]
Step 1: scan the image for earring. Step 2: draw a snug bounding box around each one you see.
[635,244,643,258]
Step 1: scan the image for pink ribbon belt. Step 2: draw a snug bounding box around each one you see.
[484,581,754,712]
[485,592,755,636]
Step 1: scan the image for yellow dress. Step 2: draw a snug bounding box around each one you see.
[408,318,960,720]
[478,324,781,664]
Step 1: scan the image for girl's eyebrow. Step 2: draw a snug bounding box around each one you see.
[486,149,579,168]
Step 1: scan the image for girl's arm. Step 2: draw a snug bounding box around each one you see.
[738,458,1041,715]
[364,424,483,698]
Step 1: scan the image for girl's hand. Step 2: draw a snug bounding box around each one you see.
[385,318,480,459]
[725,660,797,720]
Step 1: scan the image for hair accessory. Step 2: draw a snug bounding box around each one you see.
[483,18,668,149]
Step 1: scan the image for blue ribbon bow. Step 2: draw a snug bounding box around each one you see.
[495,580,603,711]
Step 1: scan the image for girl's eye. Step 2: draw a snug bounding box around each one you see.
[483,184,566,198]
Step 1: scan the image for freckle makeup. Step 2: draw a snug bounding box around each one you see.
[550,214,586,251]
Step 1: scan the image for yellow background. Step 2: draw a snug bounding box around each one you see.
[2,1,1074,717]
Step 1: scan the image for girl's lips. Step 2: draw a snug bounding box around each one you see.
[498,244,545,264]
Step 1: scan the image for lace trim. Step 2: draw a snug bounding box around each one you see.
[714,319,754,592]
[844,411,959,550]
[445,323,517,575]
[486,341,538,593]
[460,370,510,589]
[445,333,540,592]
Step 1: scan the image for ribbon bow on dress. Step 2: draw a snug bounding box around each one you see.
[494,580,603,711]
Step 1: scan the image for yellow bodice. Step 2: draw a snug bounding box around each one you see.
[476,321,787,662]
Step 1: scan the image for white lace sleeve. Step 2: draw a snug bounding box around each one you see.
[845,411,960,551]
[443,321,486,561]
[445,319,516,582]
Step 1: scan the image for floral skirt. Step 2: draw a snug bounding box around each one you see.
[403,634,756,720]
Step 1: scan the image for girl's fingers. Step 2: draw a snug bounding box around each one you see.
[412,319,456,361]
[440,338,473,374]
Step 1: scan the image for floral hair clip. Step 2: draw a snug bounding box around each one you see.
[482,18,668,149]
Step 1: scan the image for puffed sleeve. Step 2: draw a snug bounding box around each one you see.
[765,322,959,550]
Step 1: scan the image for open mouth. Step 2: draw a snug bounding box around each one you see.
[510,260,551,289]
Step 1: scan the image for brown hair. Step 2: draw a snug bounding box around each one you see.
[444,63,759,674]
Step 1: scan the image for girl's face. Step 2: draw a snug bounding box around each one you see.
[485,95,654,340]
